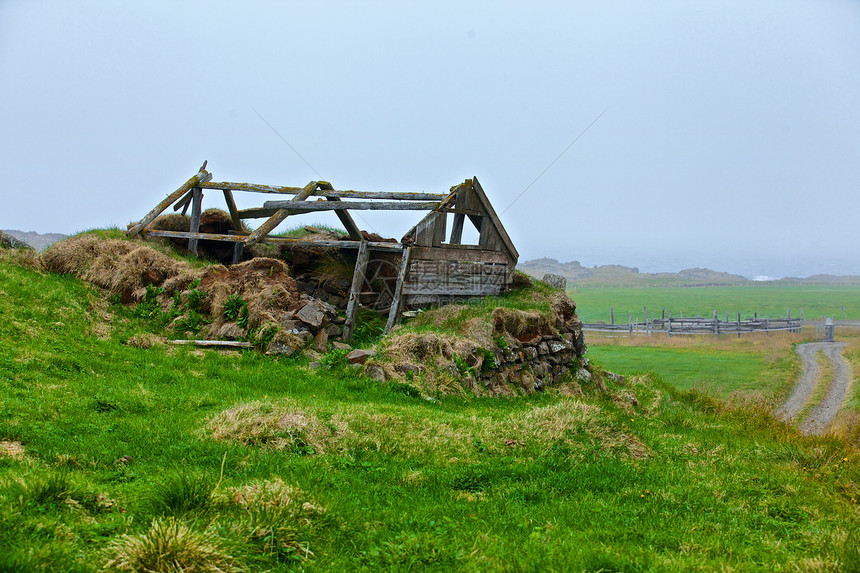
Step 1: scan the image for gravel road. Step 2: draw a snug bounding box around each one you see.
[776,342,852,435]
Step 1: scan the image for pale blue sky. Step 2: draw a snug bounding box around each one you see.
[2,1,858,278]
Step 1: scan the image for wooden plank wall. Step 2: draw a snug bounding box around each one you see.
[403,258,508,307]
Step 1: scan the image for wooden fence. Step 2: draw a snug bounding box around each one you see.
[583,308,803,336]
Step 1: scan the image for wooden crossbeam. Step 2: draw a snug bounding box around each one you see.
[262,200,440,211]
[128,167,212,236]
[318,181,362,241]
[141,230,404,252]
[245,181,317,247]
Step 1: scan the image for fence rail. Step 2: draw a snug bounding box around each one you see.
[582,308,803,336]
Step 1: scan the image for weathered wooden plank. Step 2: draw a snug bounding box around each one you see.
[173,190,193,212]
[432,212,447,246]
[188,188,203,256]
[449,213,465,244]
[407,259,507,274]
[402,284,502,296]
[238,208,280,219]
[321,190,446,201]
[169,339,253,348]
[231,241,244,265]
[222,189,242,231]
[384,247,412,335]
[414,215,435,247]
[343,241,370,341]
[246,181,318,246]
[318,181,363,241]
[261,200,440,211]
[409,246,511,264]
[128,168,213,235]
[200,181,446,201]
[472,177,519,261]
[141,230,403,251]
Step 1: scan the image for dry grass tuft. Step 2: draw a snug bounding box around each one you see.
[125,333,168,349]
[0,247,45,271]
[492,307,555,341]
[197,257,299,338]
[220,478,324,519]
[104,518,242,573]
[42,235,196,303]
[208,400,330,454]
[150,213,190,233]
[0,440,26,461]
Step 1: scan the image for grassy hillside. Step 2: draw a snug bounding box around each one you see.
[1,257,860,571]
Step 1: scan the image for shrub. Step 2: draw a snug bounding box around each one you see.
[104,518,241,573]
[146,473,214,517]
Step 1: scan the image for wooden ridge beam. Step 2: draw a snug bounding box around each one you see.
[200,181,445,200]
[262,200,440,211]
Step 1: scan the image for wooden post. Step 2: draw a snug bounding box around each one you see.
[610,307,614,325]
[449,213,465,244]
[223,190,242,231]
[318,181,363,241]
[188,187,203,256]
[713,310,719,336]
[343,240,370,341]
[737,311,741,338]
[128,166,212,235]
[231,241,244,265]
[667,311,672,337]
[383,247,412,335]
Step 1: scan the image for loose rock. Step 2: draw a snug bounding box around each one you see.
[346,348,376,364]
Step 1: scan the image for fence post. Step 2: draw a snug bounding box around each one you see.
[713,310,719,336]
[610,307,614,325]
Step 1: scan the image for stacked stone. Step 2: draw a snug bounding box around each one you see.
[479,326,587,391]
[295,275,352,309]
[266,296,342,356]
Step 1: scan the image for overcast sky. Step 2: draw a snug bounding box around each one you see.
[2,1,858,278]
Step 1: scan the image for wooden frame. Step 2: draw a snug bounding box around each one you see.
[128,164,519,335]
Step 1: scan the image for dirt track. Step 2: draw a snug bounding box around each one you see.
[777,342,852,435]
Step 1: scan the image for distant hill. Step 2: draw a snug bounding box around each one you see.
[517,258,860,287]
[1,229,67,251]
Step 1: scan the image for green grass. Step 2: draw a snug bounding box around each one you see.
[2,259,860,571]
[571,284,860,323]
[587,346,778,399]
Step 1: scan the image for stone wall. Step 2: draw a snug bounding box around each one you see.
[479,324,587,393]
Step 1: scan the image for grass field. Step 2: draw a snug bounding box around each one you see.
[570,284,860,323]
[2,256,860,571]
